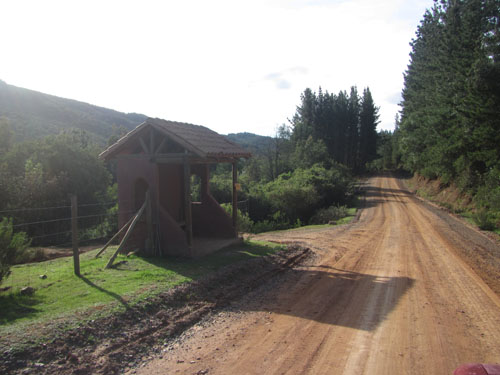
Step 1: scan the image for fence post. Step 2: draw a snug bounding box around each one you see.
[232,162,238,232]
[71,195,80,276]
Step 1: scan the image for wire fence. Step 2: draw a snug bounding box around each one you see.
[0,198,136,249]
[2,197,249,253]
[0,198,140,289]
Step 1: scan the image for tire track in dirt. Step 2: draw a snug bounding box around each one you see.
[133,175,500,375]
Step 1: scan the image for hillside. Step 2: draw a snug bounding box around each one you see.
[0,80,147,144]
[226,132,272,156]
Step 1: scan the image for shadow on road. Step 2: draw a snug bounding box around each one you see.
[246,266,414,332]
[361,183,412,209]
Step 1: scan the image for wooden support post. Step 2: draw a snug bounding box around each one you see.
[149,128,155,157]
[183,154,193,247]
[145,189,153,254]
[139,137,149,154]
[232,162,238,232]
[201,164,209,202]
[105,193,148,269]
[71,195,80,276]
[155,136,168,154]
[95,215,135,258]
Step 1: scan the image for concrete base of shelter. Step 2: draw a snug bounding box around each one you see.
[190,237,243,258]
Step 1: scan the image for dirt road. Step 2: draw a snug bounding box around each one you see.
[133,176,500,375]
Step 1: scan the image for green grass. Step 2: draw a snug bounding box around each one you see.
[262,207,357,234]
[0,240,285,329]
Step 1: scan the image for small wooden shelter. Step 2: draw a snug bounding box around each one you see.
[100,118,251,257]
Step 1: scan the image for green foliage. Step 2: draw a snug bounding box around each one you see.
[310,205,349,225]
[209,170,233,204]
[399,0,500,188]
[107,125,129,146]
[0,80,145,145]
[473,167,500,230]
[397,0,500,231]
[220,203,255,233]
[0,130,112,245]
[249,164,353,225]
[225,132,273,156]
[0,117,13,156]
[358,88,380,166]
[0,218,30,283]
[367,127,405,172]
[291,86,379,170]
[0,241,284,326]
[475,167,500,211]
[292,136,330,169]
[472,208,497,231]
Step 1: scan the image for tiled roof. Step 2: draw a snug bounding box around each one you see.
[100,118,251,161]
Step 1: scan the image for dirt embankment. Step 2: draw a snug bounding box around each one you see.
[405,174,474,212]
[0,245,312,375]
[402,176,500,296]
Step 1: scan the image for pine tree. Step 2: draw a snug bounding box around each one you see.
[291,88,316,143]
[399,0,500,188]
[345,87,360,169]
[359,87,379,167]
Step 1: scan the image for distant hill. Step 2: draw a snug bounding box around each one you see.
[0,80,147,144]
[226,132,272,156]
[0,80,270,153]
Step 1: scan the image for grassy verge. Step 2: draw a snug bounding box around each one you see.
[260,207,357,235]
[0,240,285,331]
[404,177,500,235]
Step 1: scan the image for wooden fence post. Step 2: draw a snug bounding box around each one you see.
[183,154,193,248]
[71,195,80,276]
[232,162,238,232]
[105,193,149,269]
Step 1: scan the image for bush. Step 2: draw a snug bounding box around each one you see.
[220,203,254,233]
[472,208,497,231]
[473,167,500,231]
[310,205,349,224]
[0,218,31,283]
[248,163,354,225]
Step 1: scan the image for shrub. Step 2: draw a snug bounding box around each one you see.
[473,167,500,231]
[310,205,349,224]
[248,163,354,225]
[0,218,31,283]
[472,208,497,231]
[220,203,254,233]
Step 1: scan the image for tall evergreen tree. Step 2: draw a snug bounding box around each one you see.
[291,88,316,143]
[291,86,380,170]
[345,87,360,168]
[399,0,500,188]
[359,87,380,167]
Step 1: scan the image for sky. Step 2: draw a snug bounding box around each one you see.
[0,0,433,136]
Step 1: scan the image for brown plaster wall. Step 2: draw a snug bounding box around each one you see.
[158,164,183,222]
[116,158,236,256]
[192,195,236,238]
[191,164,236,238]
[116,158,158,251]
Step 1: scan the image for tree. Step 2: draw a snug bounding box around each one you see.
[290,86,379,170]
[399,0,500,188]
[291,88,316,143]
[0,131,112,244]
[359,87,380,167]
[345,87,360,168]
[0,218,30,283]
[0,117,13,156]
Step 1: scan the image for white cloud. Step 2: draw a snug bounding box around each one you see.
[0,0,434,135]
